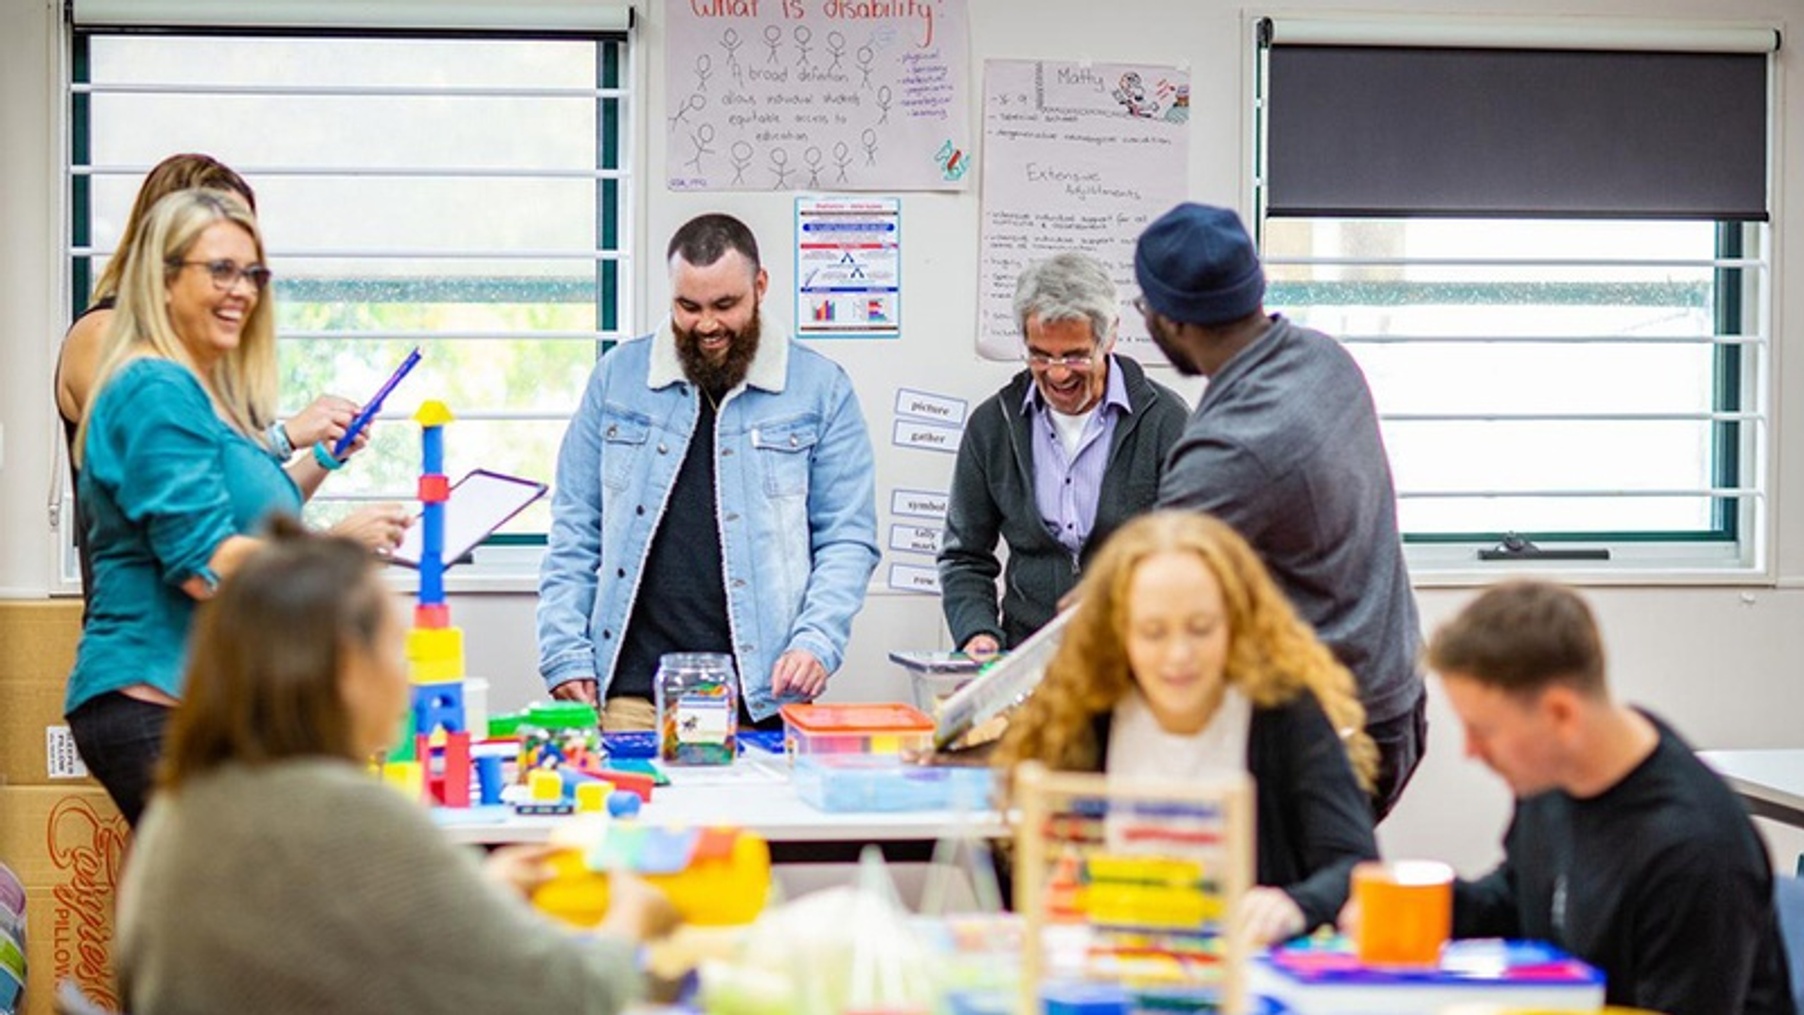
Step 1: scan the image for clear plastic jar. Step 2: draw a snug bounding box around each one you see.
[516,700,603,782]
[655,652,738,765]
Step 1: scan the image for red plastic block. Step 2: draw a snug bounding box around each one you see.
[417,474,450,502]
[593,769,656,803]
[414,604,451,629]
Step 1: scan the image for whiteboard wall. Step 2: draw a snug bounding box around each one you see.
[638,1,1211,636]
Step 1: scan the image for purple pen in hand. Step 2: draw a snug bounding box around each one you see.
[331,346,422,459]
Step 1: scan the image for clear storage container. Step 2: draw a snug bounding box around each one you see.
[655,652,738,765]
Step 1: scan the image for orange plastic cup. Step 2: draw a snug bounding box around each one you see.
[1352,859,1453,968]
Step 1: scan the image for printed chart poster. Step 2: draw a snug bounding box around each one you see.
[977,59,1190,359]
[796,196,901,337]
[667,1,973,192]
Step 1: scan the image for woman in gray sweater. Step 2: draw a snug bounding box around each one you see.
[117,519,674,1015]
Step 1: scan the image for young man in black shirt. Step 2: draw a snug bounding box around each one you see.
[1427,580,1794,1014]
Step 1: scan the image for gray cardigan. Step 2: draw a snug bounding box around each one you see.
[1156,316,1422,724]
[938,355,1187,648]
[118,759,640,1015]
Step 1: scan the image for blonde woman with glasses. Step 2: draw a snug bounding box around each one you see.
[67,187,409,827]
[57,154,369,608]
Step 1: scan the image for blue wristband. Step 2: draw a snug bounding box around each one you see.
[312,441,346,471]
[265,421,294,460]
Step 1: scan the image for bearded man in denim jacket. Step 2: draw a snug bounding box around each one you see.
[538,213,880,730]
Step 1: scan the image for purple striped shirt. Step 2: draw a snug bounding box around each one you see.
[1022,356,1133,560]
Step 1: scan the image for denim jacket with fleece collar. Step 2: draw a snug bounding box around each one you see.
[537,317,880,720]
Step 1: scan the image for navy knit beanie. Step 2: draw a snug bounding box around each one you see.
[1134,202,1266,326]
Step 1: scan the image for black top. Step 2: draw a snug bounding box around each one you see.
[611,392,731,701]
[1089,694,1379,931]
[59,296,116,613]
[1455,711,1795,1015]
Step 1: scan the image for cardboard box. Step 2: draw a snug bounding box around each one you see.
[0,602,93,787]
[0,786,126,1015]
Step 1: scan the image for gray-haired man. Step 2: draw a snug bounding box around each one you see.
[938,251,1188,654]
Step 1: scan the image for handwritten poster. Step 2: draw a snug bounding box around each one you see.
[795,196,901,336]
[667,1,973,192]
[977,59,1190,359]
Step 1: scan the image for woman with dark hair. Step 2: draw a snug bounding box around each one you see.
[993,510,1379,946]
[117,520,675,1015]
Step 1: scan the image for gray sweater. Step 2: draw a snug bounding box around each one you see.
[117,759,640,1015]
[939,355,1188,648]
[1157,316,1422,723]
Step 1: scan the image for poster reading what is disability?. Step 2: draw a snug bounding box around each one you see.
[977,59,1190,360]
[667,1,973,192]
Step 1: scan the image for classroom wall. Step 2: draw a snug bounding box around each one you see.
[3,0,1801,876]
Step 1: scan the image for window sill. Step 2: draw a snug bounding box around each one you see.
[1405,541,1770,588]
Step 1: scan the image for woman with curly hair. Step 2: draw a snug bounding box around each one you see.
[992,510,1379,945]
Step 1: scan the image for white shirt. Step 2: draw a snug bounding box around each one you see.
[1047,404,1096,459]
[1105,685,1253,782]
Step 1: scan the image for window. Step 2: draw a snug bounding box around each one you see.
[1254,20,1774,576]
[64,9,633,586]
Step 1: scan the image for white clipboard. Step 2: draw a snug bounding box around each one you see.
[389,469,548,569]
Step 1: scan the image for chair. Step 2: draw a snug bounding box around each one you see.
[1774,874,1804,1014]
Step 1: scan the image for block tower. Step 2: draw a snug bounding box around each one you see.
[401,400,470,807]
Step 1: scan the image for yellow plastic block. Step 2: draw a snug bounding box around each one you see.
[575,781,611,813]
[530,769,563,802]
[414,400,456,426]
[406,627,466,684]
[382,761,423,801]
[534,828,772,928]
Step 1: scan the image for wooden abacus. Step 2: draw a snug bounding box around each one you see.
[1012,761,1254,1014]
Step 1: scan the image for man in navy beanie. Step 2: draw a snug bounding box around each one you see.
[1135,202,1427,821]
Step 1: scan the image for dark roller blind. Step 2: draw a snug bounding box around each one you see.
[1266,45,1769,221]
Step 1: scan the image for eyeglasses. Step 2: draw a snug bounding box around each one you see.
[1132,296,1150,317]
[170,259,274,293]
[1026,349,1100,370]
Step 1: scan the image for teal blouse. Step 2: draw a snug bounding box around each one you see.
[66,358,301,712]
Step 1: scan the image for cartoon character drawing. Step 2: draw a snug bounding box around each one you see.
[832,141,852,183]
[935,139,970,182]
[1112,71,1159,118]
[685,123,716,175]
[730,140,754,186]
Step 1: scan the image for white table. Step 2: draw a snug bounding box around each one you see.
[1701,749,1804,829]
[431,753,1008,863]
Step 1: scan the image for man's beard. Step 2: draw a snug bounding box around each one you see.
[675,310,762,394]
[1146,313,1200,376]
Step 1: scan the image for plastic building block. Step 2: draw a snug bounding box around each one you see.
[416,730,471,808]
[410,680,466,739]
[417,473,450,502]
[413,603,450,629]
[606,790,642,818]
[592,768,655,802]
[381,760,424,801]
[529,769,563,802]
[534,824,771,928]
[406,628,465,684]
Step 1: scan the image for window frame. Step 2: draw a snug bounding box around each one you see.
[58,17,637,594]
[1247,15,1777,583]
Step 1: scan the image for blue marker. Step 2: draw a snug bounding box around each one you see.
[332,346,422,459]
